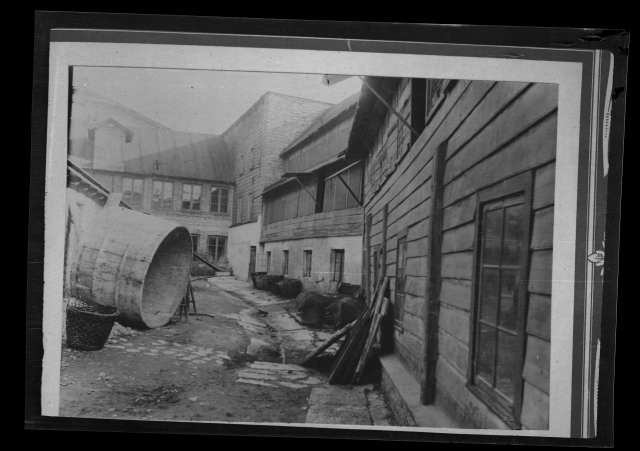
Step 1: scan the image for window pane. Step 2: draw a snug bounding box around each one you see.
[163,182,173,209]
[122,177,132,201]
[499,269,519,331]
[220,189,228,213]
[502,204,524,266]
[482,208,503,265]
[495,331,517,401]
[480,268,499,324]
[475,323,496,386]
[183,184,192,209]
[132,179,143,207]
[152,181,162,208]
[192,185,201,210]
[211,187,220,211]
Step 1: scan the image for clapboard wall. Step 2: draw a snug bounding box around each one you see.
[364,78,557,429]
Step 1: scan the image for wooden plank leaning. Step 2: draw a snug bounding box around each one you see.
[299,320,357,367]
[352,278,390,384]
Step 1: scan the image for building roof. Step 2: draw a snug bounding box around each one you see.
[280,92,360,157]
[120,128,235,183]
[71,127,235,183]
[345,77,400,161]
[67,158,132,209]
[221,91,334,140]
[72,87,173,131]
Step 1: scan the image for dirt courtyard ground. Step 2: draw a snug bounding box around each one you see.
[59,277,394,426]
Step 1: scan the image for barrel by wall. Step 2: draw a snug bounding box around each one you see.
[73,206,193,328]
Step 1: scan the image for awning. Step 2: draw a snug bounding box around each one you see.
[324,159,363,181]
[282,153,346,178]
[324,159,364,206]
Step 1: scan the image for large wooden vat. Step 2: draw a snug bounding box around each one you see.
[73,206,192,328]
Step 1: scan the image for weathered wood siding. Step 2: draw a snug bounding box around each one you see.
[223,96,267,224]
[364,77,557,429]
[284,115,354,173]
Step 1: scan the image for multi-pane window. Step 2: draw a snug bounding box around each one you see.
[207,236,227,263]
[210,187,229,213]
[122,177,144,208]
[303,250,312,277]
[152,180,173,210]
[191,234,200,260]
[331,250,345,282]
[182,183,201,211]
[282,250,289,275]
[471,176,532,425]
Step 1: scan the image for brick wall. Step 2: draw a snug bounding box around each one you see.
[89,170,233,269]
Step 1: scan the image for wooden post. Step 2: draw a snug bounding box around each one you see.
[365,213,372,304]
[381,204,388,279]
[421,139,448,405]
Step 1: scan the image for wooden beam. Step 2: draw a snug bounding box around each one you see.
[381,204,388,279]
[421,139,448,405]
[336,174,362,206]
[365,213,372,304]
[293,176,323,212]
[299,321,356,366]
[359,76,420,138]
[324,159,363,181]
[193,253,225,272]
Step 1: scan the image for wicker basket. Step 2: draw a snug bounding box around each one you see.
[66,295,120,351]
[250,272,267,288]
[255,275,284,290]
[274,278,302,298]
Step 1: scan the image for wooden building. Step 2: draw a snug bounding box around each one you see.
[346,77,558,429]
[68,88,235,274]
[260,93,364,292]
[222,92,334,280]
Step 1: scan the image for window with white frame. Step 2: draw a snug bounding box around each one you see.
[182,183,201,211]
[152,180,173,210]
[331,249,345,282]
[210,187,229,213]
[207,236,227,263]
[303,250,312,277]
[122,176,144,208]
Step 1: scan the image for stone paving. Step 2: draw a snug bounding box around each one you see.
[207,276,394,426]
[105,338,231,366]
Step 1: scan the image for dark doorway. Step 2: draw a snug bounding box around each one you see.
[249,246,257,277]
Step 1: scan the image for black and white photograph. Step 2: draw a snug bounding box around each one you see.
[30,18,624,443]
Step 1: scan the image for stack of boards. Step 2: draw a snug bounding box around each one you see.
[300,277,390,385]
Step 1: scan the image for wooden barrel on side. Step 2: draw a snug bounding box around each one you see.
[73,206,192,329]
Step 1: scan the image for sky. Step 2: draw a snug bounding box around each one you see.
[73,67,363,135]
